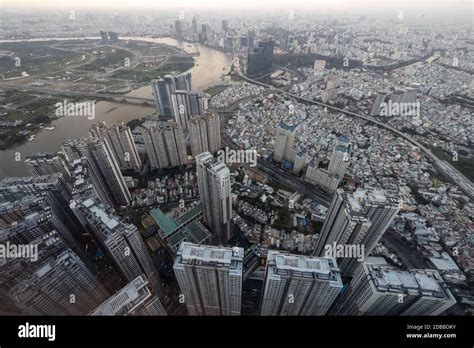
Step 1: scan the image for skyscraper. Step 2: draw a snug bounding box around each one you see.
[0,225,64,308]
[62,137,131,207]
[239,35,248,48]
[260,251,343,316]
[188,112,221,157]
[171,90,206,129]
[313,189,372,264]
[175,20,184,40]
[332,263,456,316]
[353,188,402,255]
[327,136,351,178]
[24,152,71,180]
[91,275,166,316]
[173,242,243,315]
[0,197,88,263]
[292,150,309,173]
[247,30,256,49]
[201,24,209,43]
[0,190,97,313]
[90,121,142,172]
[151,77,175,118]
[307,168,341,193]
[314,187,401,277]
[246,40,274,77]
[273,123,296,163]
[174,72,192,91]
[151,73,193,119]
[10,250,108,315]
[0,174,87,257]
[192,17,198,37]
[108,31,119,43]
[70,197,159,290]
[195,152,232,242]
[222,19,229,32]
[0,174,70,207]
[304,136,351,192]
[304,160,319,183]
[224,36,234,53]
[141,120,188,169]
[99,30,109,44]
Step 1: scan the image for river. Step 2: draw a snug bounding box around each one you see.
[0,37,232,178]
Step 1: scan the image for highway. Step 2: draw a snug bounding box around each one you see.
[235,70,474,198]
[237,71,440,159]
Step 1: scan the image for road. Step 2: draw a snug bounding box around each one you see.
[235,70,474,197]
[382,232,431,270]
[219,111,332,207]
[239,72,441,160]
[0,84,155,104]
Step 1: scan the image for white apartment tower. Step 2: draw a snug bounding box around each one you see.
[70,197,159,290]
[173,242,244,315]
[10,250,108,315]
[314,189,372,260]
[260,251,343,316]
[90,121,142,172]
[62,138,131,207]
[332,263,456,316]
[91,275,166,316]
[273,123,296,163]
[314,188,401,277]
[195,152,232,242]
[24,152,71,180]
[141,121,188,169]
[327,135,351,178]
[188,112,221,157]
[171,90,206,129]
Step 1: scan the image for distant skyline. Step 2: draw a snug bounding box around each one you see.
[1,0,472,15]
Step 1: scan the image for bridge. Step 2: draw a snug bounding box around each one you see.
[3,85,156,105]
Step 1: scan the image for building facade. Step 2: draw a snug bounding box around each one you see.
[173,242,243,315]
[171,90,206,129]
[91,275,166,316]
[70,197,159,290]
[188,112,221,157]
[141,120,188,169]
[195,152,232,242]
[332,263,456,316]
[90,121,142,172]
[273,123,296,163]
[260,251,342,316]
[62,138,131,207]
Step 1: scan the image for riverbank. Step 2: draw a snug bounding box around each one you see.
[0,36,232,178]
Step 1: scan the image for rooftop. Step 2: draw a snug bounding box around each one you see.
[367,264,455,300]
[177,242,244,266]
[149,208,178,236]
[267,250,342,285]
[91,276,151,315]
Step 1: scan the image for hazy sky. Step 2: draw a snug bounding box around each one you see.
[1,0,472,12]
